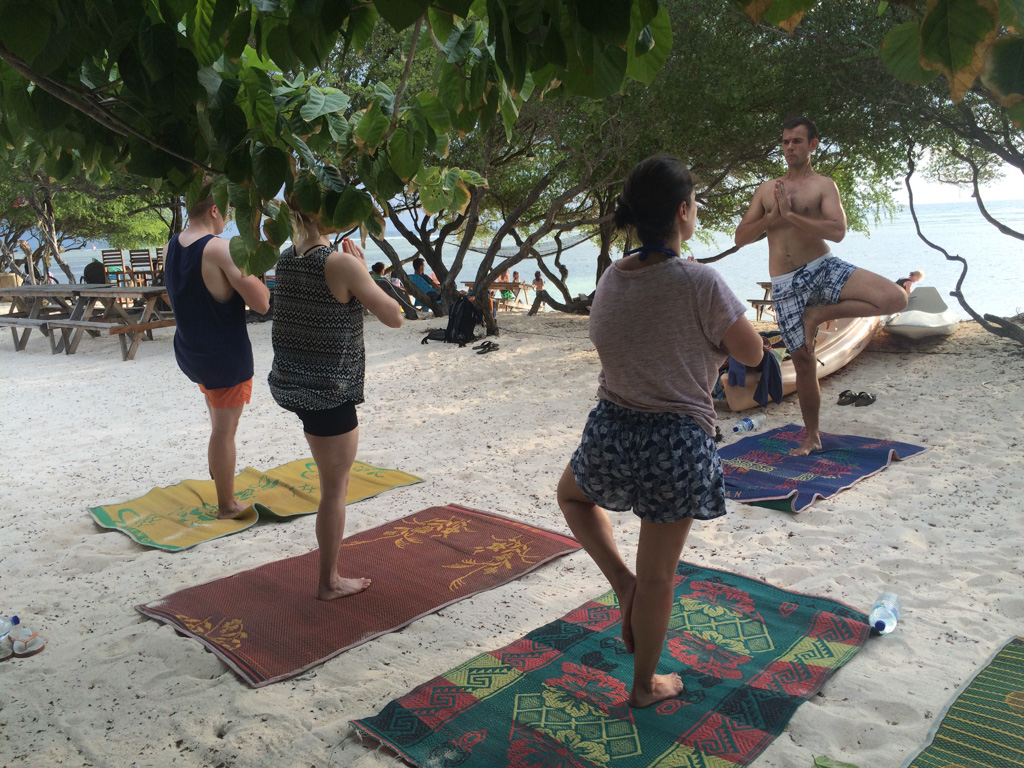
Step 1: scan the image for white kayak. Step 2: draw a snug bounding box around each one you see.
[886,286,960,339]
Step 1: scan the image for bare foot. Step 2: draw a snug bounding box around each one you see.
[801,306,825,355]
[790,433,822,456]
[217,501,249,520]
[318,576,371,601]
[614,576,637,653]
[629,672,684,708]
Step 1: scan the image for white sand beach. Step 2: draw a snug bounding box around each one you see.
[1,312,1022,767]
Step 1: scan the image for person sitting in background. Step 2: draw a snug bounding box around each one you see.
[896,270,924,295]
[512,271,521,283]
[410,257,441,303]
[371,261,418,320]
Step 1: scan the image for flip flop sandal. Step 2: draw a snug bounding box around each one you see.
[0,636,12,662]
[854,392,877,407]
[477,343,500,354]
[472,340,497,351]
[9,626,45,658]
[837,390,858,406]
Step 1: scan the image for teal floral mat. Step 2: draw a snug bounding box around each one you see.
[352,561,870,767]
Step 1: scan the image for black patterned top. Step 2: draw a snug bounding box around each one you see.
[268,244,365,410]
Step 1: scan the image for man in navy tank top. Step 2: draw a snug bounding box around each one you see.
[163,195,271,519]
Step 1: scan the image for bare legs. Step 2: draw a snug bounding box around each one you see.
[557,465,693,708]
[791,268,908,456]
[305,427,371,601]
[207,403,247,519]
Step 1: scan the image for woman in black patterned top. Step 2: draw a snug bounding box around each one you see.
[269,211,404,600]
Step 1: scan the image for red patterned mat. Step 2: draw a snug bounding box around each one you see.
[136,504,579,687]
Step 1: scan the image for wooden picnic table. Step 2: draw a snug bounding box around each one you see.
[0,284,174,360]
[748,281,776,321]
[462,281,533,310]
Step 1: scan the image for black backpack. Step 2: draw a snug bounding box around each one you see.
[421,296,482,347]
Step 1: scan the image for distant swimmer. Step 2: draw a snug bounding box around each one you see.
[734,116,907,455]
[896,270,924,295]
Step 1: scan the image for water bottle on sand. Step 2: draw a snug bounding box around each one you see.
[868,593,902,634]
[0,615,19,640]
[733,412,767,433]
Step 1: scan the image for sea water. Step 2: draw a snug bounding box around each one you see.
[53,200,1024,319]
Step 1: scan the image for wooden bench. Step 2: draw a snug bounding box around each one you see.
[0,316,52,351]
[47,317,176,359]
[747,299,775,321]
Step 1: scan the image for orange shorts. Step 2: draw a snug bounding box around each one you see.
[199,379,253,409]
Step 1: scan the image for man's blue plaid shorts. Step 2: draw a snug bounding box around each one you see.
[570,400,726,523]
[772,254,857,351]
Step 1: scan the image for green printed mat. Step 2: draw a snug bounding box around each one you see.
[353,560,871,767]
[903,636,1024,768]
[89,458,422,551]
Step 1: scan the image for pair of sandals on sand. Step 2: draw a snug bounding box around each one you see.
[1,626,45,661]
[837,389,877,407]
[473,340,500,355]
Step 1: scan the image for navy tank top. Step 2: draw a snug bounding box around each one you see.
[268,244,365,411]
[164,233,253,389]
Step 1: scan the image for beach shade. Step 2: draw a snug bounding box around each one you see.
[88,458,422,551]
[136,505,580,687]
[720,424,929,513]
[352,560,871,767]
[901,636,1024,768]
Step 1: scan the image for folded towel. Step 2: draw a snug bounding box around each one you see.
[753,347,784,407]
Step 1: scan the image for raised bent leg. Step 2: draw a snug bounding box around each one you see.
[629,517,693,708]
[207,403,247,519]
[305,427,371,601]
[801,267,908,344]
[557,465,637,652]
[789,347,822,456]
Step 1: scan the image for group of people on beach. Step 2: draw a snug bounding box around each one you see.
[162,116,907,707]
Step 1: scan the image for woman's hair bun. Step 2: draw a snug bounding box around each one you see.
[613,195,633,229]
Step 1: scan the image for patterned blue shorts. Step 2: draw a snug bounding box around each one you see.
[772,254,857,351]
[569,400,727,523]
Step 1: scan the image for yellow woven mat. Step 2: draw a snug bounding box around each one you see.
[88,459,422,551]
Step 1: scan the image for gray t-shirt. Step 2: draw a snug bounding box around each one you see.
[589,257,746,436]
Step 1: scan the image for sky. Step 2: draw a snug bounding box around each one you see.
[892,166,1022,205]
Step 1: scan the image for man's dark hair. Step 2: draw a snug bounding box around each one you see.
[783,116,818,142]
[412,257,425,273]
[187,195,216,220]
[371,262,385,275]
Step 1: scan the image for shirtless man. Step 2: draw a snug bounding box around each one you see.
[163,194,271,518]
[734,117,907,455]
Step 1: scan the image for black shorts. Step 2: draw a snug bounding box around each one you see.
[292,402,359,437]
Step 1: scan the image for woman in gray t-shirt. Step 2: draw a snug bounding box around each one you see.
[557,155,764,709]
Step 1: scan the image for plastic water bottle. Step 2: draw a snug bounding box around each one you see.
[868,593,902,634]
[733,412,767,433]
[0,615,19,640]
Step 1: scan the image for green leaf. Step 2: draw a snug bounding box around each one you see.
[300,88,351,120]
[0,0,50,63]
[998,0,1024,27]
[576,0,633,45]
[250,241,281,275]
[190,0,219,67]
[415,93,452,134]
[375,0,430,31]
[443,21,477,62]
[316,163,346,192]
[331,186,373,230]
[428,8,456,46]
[262,199,292,245]
[293,171,322,214]
[764,0,817,34]
[1008,99,1024,126]
[387,126,420,181]
[266,24,299,71]
[225,10,252,59]
[212,175,230,218]
[920,0,1000,101]
[813,757,862,768]
[229,236,252,271]
[347,6,379,51]
[252,143,289,198]
[458,168,487,187]
[433,0,473,15]
[881,22,940,85]
[626,6,672,85]
[354,104,391,153]
[982,35,1024,105]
